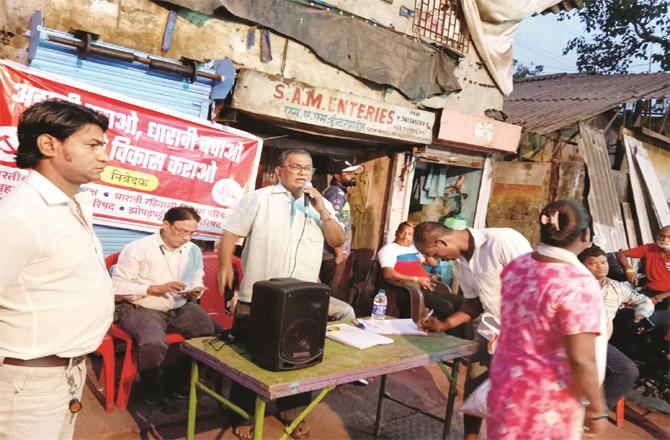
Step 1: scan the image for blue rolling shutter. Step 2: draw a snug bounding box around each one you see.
[29,29,215,255]
[30,29,213,118]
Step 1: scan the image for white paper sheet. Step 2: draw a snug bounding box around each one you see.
[325,324,394,350]
[354,318,427,336]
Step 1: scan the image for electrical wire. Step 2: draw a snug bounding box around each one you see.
[288,201,309,278]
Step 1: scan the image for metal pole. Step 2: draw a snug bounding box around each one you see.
[46,34,221,81]
[373,374,388,437]
[442,358,461,439]
[186,361,198,440]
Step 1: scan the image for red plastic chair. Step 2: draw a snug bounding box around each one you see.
[200,252,242,330]
[104,252,185,409]
[93,334,115,412]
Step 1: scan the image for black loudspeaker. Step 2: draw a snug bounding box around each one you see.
[248,278,329,371]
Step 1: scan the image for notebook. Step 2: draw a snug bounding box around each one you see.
[325,324,394,349]
[354,318,428,336]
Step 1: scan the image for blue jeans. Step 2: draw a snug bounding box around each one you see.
[604,343,638,409]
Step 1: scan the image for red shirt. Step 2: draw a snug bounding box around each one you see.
[628,243,670,292]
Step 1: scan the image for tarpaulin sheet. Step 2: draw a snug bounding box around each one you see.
[462,0,566,95]
[163,0,461,100]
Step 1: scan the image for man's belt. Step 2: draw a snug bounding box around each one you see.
[3,355,87,368]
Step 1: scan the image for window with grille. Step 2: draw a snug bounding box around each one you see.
[413,0,469,53]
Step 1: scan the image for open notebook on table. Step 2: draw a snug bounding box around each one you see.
[354,318,428,336]
[325,324,394,349]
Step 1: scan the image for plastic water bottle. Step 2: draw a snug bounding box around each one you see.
[371,289,387,320]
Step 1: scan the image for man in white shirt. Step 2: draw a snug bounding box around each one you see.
[414,221,531,440]
[112,206,214,405]
[218,149,349,439]
[0,100,114,439]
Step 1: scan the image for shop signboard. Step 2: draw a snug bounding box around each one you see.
[0,60,262,238]
[232,70,435,144]
[436,107,522,154]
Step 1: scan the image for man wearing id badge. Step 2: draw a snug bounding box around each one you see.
[112,206,214,405]
[0,101,114,439]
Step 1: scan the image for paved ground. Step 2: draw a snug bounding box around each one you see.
[75,354,670,440]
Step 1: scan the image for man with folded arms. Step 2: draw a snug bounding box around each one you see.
[0,100,114,439]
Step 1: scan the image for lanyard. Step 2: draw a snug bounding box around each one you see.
[160,245,182,282]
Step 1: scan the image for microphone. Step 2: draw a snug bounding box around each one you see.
[303,181,313,207]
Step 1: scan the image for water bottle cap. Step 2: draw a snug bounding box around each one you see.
[378,289,386,294]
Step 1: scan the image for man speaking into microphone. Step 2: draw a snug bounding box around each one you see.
[218,149,354,438]
[218,148,353,320]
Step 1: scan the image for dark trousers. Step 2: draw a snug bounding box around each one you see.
[229,303,311,425]
[463,332,490,436]
[319,255,337,286]
[604,343,638,409]
[117,302,215,371]
[394,280,463,321]
[423,284,464,320]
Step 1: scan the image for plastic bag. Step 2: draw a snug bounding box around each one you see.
[458,379,491,418]
[476,312,500,354]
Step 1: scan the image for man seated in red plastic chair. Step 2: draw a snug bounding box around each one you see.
[378,221,463,321]
[112,206,214,405]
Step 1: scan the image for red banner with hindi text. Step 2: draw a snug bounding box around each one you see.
[0,60,261,238]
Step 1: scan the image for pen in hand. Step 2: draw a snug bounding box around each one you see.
[418,309,437,332]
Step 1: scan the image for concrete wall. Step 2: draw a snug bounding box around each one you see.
[334,0,505,114]
[487,161,551,244]
[351,154,392,252]
[1,0,503,116]
[423,44,503,114]
[383,152,415,246]
[327,0,417,35]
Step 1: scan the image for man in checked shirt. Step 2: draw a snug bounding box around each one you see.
[579,245,654,411]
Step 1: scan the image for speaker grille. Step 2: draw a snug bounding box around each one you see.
[248,279,329,371]
[280,317,323,362]
[279,290,328,364]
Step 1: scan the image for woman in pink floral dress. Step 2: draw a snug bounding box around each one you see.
[487,200,607,439]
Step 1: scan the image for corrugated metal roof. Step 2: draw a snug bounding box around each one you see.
[503,72,670,134]
[541,0,584,14]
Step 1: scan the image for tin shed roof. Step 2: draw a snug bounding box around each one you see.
[503,72,670,134]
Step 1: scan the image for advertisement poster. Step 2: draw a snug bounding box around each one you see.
[0,60,262,238]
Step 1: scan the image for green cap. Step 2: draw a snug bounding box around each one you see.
[443,215,467,230]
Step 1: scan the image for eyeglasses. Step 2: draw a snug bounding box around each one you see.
[170,224,197,237]
[282,164,316,174]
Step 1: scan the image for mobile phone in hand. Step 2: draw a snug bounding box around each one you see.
[636,317,655,334]
[179,288,204,299]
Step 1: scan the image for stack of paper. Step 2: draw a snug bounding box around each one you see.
[354,318,427,336]
[325,324,394,349]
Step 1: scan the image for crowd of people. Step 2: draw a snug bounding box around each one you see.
[1,100,668,440]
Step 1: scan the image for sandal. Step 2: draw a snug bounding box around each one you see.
[284,420,310,439]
